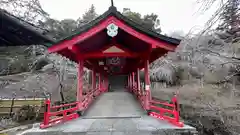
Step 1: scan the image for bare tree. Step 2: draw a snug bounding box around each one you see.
[0,0,49,24]
[57,58,66,103]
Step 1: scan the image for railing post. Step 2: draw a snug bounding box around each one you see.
[63,110,67,121]
[43,99,50,126]
[172,95,180,122]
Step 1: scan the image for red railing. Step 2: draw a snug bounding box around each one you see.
[82,89,95,110]
[127,83,183,127]
[149,95,183,127]
[40,85,108,129]
[82,87,103,110]
[128,85,147,110]
[40,99,79,129]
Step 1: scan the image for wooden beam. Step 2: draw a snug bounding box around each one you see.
[82,52,138,58]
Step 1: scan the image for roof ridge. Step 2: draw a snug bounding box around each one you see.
[49,6,180,46]
[1,8,55,45]
[114,11,181,43]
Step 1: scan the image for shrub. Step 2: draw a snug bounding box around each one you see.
[13,105,37,122]
[31,57,50,71]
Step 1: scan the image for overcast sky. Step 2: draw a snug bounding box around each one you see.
[39,0,219,35]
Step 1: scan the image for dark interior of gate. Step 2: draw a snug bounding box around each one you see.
[41,6,187,129]
[108,75,127,90]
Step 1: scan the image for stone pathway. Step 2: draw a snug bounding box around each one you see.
[83,91,144,118]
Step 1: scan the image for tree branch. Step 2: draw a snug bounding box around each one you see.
[198,48,240,60]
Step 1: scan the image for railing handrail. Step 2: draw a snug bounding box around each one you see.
[83,88,98,101]
[49,106,78,116]
[150,100,174,107]
[150,105,174,113]
[51,102,78,109]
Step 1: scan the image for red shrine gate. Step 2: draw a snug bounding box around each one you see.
[40,6,183,129]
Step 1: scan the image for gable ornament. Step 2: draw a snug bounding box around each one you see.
[107,23,118,37]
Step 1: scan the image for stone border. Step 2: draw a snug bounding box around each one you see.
[0,123,38,135]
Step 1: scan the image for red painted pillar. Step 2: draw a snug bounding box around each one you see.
[101,74,107,92]
[102,75,104,91]
[172,95,180,122]
[92,70,96,89]
[106,76,109,91]
[136,68,140,92]
[98,73,101,90]
[103,75,107,92]
[129,74,132,91]
[128,75,130,88]
[129,74,130,88]
[77,59,84,110]
[132,72,135,89]
[144,59,151,111]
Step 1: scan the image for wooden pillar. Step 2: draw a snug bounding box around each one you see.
[102,74,105,90]
[106,75,109,91]
[132,72,135,89]
[130,74,131,88]
[144,59,151,110]
[129,74,132,91]
[103,75,107,91]
[101,74,106,92]
[77,59,84,110]
[136,68,140,90]
[98,73,101,90]
[128,75,130,88]
[129,74,131,88]
[92,70,96,89]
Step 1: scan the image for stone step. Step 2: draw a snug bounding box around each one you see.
[21,129,198,135]
[19,117,197,135]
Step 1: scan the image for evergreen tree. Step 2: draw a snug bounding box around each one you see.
[122,8,161,33]
[79,4,98,26]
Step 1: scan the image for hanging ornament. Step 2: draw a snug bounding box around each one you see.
[106,57,121,65]
[107,23,118,37]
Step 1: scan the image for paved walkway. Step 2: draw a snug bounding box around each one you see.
[20,91,197,135]
[83,91,144,118]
